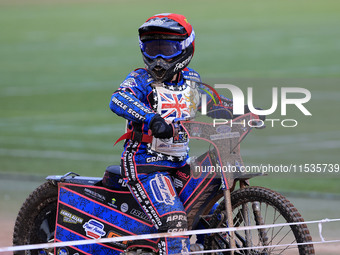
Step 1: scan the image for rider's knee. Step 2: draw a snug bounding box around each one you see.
[160,212,188,233]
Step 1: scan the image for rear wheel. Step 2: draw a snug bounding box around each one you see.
[205,186,315,254]
[13,181,58,255]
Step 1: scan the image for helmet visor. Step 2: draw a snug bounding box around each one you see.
[140,39,182,59]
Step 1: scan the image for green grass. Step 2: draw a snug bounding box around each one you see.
[0,0,339,193]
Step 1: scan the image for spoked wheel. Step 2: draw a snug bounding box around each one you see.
[204,186,315,255]
[13,181,58,255]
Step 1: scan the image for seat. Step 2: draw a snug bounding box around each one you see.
[105,165,121,175]
[102,165,128,190]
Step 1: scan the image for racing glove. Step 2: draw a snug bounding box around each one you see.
[244,105,266,121]
[149,115,174,139]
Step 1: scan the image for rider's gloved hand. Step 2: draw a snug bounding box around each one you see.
[149,114,174,139]
[244,105,266,121]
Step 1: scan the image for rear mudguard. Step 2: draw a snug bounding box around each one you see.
[51,171,159,254]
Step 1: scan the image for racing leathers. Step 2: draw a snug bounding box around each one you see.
[110,67,233,254]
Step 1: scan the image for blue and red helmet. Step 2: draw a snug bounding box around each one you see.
[138,13,195,82]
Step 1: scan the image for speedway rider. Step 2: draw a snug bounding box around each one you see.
[110,13,233,254]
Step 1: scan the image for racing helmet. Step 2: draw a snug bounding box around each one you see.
[138,13,195,82]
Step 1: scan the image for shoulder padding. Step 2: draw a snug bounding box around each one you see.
[182,67,201,83]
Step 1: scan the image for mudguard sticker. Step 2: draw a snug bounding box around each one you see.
[83,219,106,239]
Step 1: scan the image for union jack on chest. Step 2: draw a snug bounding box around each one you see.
[152,83,199,121]
[159,92,190,119]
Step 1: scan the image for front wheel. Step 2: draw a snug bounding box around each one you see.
[205,186,315,254]
[13,181,58,255]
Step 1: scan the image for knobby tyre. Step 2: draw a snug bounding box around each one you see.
[13,181,58,255]
[205,186,315,255]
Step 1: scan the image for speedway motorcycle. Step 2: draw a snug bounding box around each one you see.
[13,113,315,254]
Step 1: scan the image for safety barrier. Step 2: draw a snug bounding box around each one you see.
[1,218,339,253]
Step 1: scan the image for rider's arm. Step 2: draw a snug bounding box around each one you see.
[110,70,157,127]
[204,92,261,120]
[207,94,234,119]
[198,84,234,119]
[183,67,234,119]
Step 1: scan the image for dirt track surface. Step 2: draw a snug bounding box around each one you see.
[1,177,339,254]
